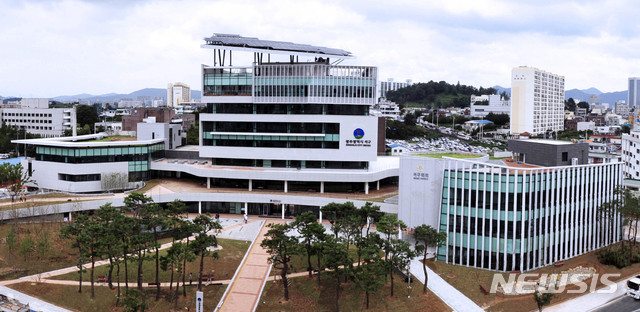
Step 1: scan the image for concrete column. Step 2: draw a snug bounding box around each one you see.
[319,210,323,223]
[207,177,210,189]
[248,179,252,191]
[320,181,325,193]
[365,182,369,195]
[376,180,380,190]
[284,181,288,193]
[398,225,402,239]
[281,203,285,220]
[198,201,202,214]
[244,202,248,217]
[176,172,181,178]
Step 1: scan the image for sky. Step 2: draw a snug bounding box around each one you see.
[1,0,640,98]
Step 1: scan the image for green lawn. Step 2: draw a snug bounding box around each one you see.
[51,238,250,283]
[0,222,80,280]
[11,281,225,312]
[257,272,451,311]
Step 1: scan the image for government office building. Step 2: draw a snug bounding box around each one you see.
[399,140,621,272]
[12,34,399,218]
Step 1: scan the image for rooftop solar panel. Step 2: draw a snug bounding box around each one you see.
[203,34,352,57]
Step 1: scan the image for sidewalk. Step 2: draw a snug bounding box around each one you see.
[0,285,72,312]
[409,258,483,312]
[545,278,626,312]
[217,220,273,312]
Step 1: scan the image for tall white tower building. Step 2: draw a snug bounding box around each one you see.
[628,77,640,108]
[510,66,565,135]
[167,82,191,107]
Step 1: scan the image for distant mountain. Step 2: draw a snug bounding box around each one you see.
[581,87,602,95]
[52,88,201,102]
[493,85,626,104]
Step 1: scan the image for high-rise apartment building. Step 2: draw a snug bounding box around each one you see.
[379,79,411,98]
[628,77,640,108]
[167,82,191,107]
[510,66,565,135]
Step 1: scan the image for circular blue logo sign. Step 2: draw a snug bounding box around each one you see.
[353,128,364,139]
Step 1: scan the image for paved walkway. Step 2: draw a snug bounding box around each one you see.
[545,275,628,312]
[217,220,274,312]
[409,258,483,312]
[0,285,72,312]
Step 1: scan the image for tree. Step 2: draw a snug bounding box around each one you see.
[186,125,199,145]
[388,239,416,297]
[485,113,510,126]
[60,214,91,293]
[577,101,590,111]
[3,163,35,202]
[565,98,576,111]
[376,214,407,280]
[359,202,384,236]
[95,203,121,290]
[6,227,18,256]
[122,289,147,312]
[76,105,99,130]
[352,233,385,309]
[413,224,446,294]
[322,236,351,312]
[261,223,301,301]
[18,234,34,261]
[167,242,195,311]
[191,214,222,291]
[291,211,326,278]
[533,290,553,312]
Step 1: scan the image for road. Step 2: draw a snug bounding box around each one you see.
[592,295,640,312]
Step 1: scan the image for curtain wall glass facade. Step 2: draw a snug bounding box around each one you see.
[437,159,622,272]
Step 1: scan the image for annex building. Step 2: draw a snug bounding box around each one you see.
[399,140,621,272]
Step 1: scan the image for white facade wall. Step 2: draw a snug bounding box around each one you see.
[24,159,132,193]
[511,67,565,135]
[199,114,379,162]
[622,131,640,179]
[137,122,182,150]
[398,155,489,230]
[470,94,511,117]
[0,107,75,137]
[399,156,621,272]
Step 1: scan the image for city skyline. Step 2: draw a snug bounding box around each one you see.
[2,0,640,97]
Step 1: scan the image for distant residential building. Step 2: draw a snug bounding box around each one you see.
[628,77,640,108]
[622,131,640,178]
[588,94,600,104]
[122,107,176,132]
[152,99,165,107]
[576,107,588,117]
[510,66,565,135]
[587,115,606,126]
[0,99,76,137]
[118,100,143,108]
[615,102,630,118]
[370,98,400,119]
[469,94,510,117]
[577,121,596,131]
[565,116,585,131]
[167,82,191,107]
[379,79,411,98]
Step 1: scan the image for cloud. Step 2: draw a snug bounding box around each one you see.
[0,0,639,97]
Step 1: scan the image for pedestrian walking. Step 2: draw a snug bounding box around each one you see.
[243,214,248,224]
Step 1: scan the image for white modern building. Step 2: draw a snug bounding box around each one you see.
[379,79,411,99]
[510,66,565,135]
[615,102,630,118]
[399,150,621,272]
[469,94,510,117]
[0,99,76,137]
[628,77,640,108]
[370,98,400,119]
[167,82,191,107]
[622,131,640,179]
[195,33,396,195]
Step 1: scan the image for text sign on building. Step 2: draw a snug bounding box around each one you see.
[345,128,372,147]
[413,164,429,180]
[196,291,203,312]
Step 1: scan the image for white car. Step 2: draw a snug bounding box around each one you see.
[627,276,640,299]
